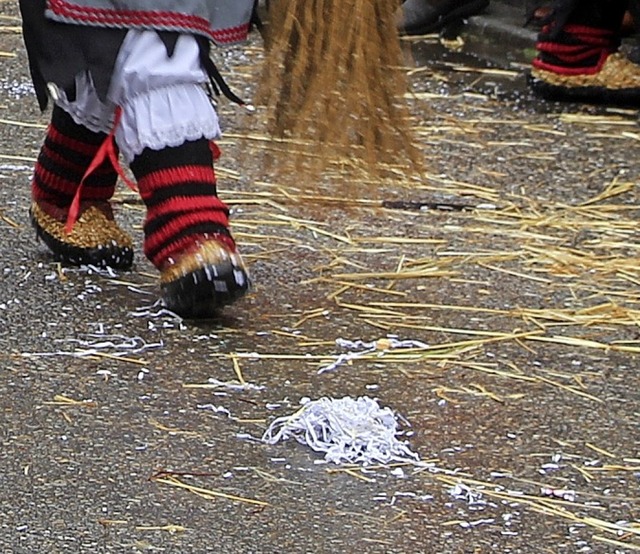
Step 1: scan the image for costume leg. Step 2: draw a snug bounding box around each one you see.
[30,105,133,269]
[529,0,640,105]
[397,0,489,35]
[130,139,249,318]
[110,31,250,317]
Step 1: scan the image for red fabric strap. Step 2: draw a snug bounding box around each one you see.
[65,106,137,234]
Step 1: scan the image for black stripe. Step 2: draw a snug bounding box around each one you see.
[51,106,109,146]
[38,149,85,183]
[33,174,73,203]
[44,136,119,171]
[44,138,95,169]
[144,183,218,209]
[144,202,229,237]
[130,139,213,178]
[37,152,117,188]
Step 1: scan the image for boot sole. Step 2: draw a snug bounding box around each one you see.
[528,72,640,107]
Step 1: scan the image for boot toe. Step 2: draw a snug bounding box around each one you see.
[160,240,251,319]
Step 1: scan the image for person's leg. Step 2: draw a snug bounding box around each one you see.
[30,104,134,268]
[397,0,489,35]
[130,139,248,317]
[111,31,250,317]
[529,0,640,105]
[21,0,134,268]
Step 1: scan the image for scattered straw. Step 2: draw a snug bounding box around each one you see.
[153,476,269,507]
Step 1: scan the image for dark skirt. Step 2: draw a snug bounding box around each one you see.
[19,0,130,110]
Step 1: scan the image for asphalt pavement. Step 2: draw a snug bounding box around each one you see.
[1,2,639,553]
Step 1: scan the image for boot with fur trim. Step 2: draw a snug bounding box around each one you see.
[130,138,250,318]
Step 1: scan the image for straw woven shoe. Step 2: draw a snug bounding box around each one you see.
[529,52,640,106]
[31,199,134,269]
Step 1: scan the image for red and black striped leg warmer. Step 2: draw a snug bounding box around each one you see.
[33,106,117,209]
[130,138,235,270]
[130,138,250,318]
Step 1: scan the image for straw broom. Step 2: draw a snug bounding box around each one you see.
[257,0,421,179]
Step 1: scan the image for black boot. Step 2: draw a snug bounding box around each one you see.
[397,0,490,35]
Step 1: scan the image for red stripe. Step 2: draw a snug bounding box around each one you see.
[137,166,217,198]
[142,165,216,184]
[43,144,114,177]
[48,0,250,44]
[49,0,211,31]
[536,41,610,54]
[34,164,80,196]
[42,145,84,176]
[47,125,102,157]
[535,42,608,64]
[532,53,608,75]
[145,212,230,262]
[145,210,230,250]
[562,24,615,38]
[147,196,228,219]
[75,183,115,200]
[210,25,250,45]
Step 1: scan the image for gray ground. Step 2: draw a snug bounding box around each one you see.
[1,3,639,553]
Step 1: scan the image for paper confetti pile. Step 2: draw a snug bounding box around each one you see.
[262,396,420,465]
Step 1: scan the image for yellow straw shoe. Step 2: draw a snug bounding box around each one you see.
[30,106,134,269]
[529,15,639,107]
[31,200,134,269]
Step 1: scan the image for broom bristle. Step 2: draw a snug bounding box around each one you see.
[257,0,421,180]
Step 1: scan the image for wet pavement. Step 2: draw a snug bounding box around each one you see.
[1,3,640,553]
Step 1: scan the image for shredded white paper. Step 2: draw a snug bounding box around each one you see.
[318,337,430,374]
[22,332,162,359]
[262,396,420,465]
[206,378,265,392]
